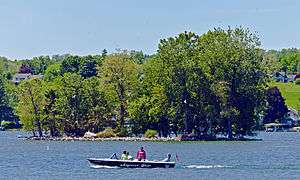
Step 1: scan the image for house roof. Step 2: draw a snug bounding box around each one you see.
[11,73,44,83]
[14,73,31,78]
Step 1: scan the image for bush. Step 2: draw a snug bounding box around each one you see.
[144,129,157,138]
[295,78,300,85]
[96,128,116,138]
[116,128,129,137]
[1,121,17,129]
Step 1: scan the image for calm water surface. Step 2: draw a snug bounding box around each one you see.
[1,131,300,180]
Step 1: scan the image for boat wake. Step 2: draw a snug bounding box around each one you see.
[183,164,231,169]
[90,163,230,169]
[90,165,120,169]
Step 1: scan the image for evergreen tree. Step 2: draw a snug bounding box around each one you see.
[264,86,289,124]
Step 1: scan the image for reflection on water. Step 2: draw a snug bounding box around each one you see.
[1,131,300,180]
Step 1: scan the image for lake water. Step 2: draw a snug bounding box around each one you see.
[1,131,300,180]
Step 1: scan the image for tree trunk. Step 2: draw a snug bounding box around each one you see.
[32,129,36,137]
[120,103,125,128]
[227,119,233,140]
[50,127,54,137]
[50,123,58,137]
[182,89,192,134]
[50,114,58,137]
[228,67,237,139]
[36,119,43,137]
[118,81,126,128]
[173,111,179,137]
[184,106,192,134]
[159,116,168,137]
[174,128,178,137]
[158,126,162,137]
[28,85,43,137]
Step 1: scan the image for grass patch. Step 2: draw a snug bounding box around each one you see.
[270,82,300,110]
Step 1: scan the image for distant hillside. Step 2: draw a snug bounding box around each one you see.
[271,82,300,110]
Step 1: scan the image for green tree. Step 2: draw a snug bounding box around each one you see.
[101,49,108,58]
[99,52,138,129]
[61,56,81,74]
[157,31,208,134]
[29,56,52,75]
[0,77,16,126]
[79,55,98,78]
[43,81,61,137]
[0,56,19,77]
[264,86,289,124]
[129,50,150,64]
[137,56,176,136]
[278,48,300,74]
[55,73,87,136]
[197,27,268,137]
[83,77,112,132]
[44,63,61,82]
[3,78,19,111]
[17,78,45,137]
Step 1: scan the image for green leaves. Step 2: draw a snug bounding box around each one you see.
[10,27,273,138]
[0,77,16,125]
[99,52,139,128]
[278,48,300,74]
[265,48,300,74]
[17,78,45,136]
[152,27,269,136]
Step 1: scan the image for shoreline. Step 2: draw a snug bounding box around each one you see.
[21,136,180,142]
[19,136,262,142]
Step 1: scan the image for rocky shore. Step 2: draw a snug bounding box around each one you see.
[20,135,262,142]
[21,136,180,142]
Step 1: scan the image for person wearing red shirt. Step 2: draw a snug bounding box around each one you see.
[136,146,146,161]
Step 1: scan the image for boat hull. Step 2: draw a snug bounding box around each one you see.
[88,158,175,168]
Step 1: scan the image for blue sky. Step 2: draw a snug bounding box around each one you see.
[0,0,299,59]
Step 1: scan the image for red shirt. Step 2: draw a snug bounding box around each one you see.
[136,150,146,159]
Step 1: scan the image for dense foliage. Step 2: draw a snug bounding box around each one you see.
[1,27,295,139]
[264,87,289,124]
[264,48,300,74]
[0,77,17,126]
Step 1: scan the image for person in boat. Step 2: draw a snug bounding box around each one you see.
[162,153,171,162]
[121,151,128,160]
[136,146,146,161]
[110,153,118,159]
[126,151,133,160]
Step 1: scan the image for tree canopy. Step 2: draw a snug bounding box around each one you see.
[0,27,291,139]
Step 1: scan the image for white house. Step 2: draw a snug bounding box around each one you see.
[11,73,43,84]
[286,108,300,125]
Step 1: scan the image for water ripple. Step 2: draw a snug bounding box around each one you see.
[183,164,232,169]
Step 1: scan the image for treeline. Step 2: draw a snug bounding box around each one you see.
[0,27,286,138]
[264,48,300,74]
